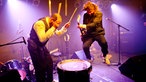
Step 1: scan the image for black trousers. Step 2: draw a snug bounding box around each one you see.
[27,39,53,82]
[82,35,108,59]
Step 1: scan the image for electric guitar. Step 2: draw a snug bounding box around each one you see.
[77,15,87,36]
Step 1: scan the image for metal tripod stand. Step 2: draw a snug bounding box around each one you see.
[107,18,130,66]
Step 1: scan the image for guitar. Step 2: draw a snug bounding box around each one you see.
[77,15,87,36]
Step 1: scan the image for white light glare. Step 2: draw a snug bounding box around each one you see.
[111,4,117,10]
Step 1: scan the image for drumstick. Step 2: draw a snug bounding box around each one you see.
[65,0,67,16]
[68,8,77,23]
[58,3,62,14]
[48,0,52,16]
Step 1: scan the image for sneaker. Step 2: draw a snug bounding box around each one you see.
[105,54,112,65]
[52,79,58,82]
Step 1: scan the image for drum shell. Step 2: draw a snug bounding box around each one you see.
[4,59,26,81]
[57,59,92,82]
[4,59,22,70]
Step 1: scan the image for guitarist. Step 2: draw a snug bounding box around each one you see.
[77,1,112,65]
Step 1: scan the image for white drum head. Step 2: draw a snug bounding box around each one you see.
[57,59,91,71]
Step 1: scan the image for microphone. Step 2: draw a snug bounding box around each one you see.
[22,37,26,44]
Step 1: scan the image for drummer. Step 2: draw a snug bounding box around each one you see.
[27,13,70,82]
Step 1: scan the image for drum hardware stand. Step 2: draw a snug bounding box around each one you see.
[64,33,70,59]
[51,51,62,74]
[106,18,129,66]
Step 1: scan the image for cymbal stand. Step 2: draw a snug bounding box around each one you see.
[64,33,70,59]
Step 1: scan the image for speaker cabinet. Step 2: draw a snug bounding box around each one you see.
[119,54,146,82]
[71,50,88,60]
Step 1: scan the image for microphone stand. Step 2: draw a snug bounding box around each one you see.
[0,41,25,47]
[107,18,129,66]
[0,38,26,71]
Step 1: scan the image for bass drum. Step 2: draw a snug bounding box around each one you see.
[4,59,26,81]
[57,59,92,82]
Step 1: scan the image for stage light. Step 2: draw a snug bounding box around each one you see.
[111,4,117,9]
[32,0,40,6]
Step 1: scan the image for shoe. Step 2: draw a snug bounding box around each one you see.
[52,79,58,82]
[105,54,112,65]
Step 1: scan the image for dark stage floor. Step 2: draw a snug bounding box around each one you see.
[52,53,135,82]
[1,52,141,82]
[53,64,134,82]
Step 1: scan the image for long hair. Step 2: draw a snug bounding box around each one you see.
[83,1,99,13]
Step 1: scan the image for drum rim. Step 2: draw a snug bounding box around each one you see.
[57,59,91,71]
[4,59,23,70]
[5,59,20,63]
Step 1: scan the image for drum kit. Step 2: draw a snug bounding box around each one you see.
[0,36,36,81]
[0,56,35,82]
[1,58,92,82]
